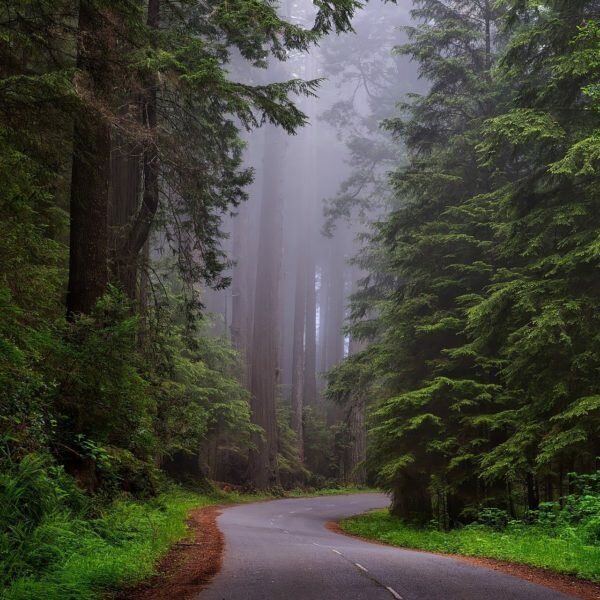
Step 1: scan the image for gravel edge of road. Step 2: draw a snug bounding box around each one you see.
[327,520,600,600]
[112,504,226,600]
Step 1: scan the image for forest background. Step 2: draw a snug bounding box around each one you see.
[2,0,600,596]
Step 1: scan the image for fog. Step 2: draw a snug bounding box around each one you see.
[196,1,425,484]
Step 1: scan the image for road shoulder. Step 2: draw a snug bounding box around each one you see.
[327,520,600,600]
[113,504,225,600]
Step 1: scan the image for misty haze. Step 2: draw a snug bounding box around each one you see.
[1,1,599,599]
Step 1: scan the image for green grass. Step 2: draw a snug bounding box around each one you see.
[341,510,600,583]
[286,485,378,498]
[2,483,369,600]
[1,482,378,600]
[2,487,245,600]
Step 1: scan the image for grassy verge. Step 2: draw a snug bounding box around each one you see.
[2,487,259,600]
[286,486,378,497]
[2,483,378,600]
[341,510,600,583]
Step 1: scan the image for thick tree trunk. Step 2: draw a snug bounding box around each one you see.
[67,2,112,317]
[324,238,346,371]
[291,247,307,460]
[317,260,328,389]
[118,0,159,274]
[304,249,317,406]
[346,396,366,484]
[391,474,430,520]
[108,131,141,301]
[484,0,492,70]
[247,124,285,489]
[231,202,250,356]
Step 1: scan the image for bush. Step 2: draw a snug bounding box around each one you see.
[0,451,88,587]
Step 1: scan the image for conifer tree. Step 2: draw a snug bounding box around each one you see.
[329,0,506,522]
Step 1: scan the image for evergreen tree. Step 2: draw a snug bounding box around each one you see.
[329,0,507,522]
[470,0,600,501]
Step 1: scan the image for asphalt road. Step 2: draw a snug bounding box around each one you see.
[198,493,575,600]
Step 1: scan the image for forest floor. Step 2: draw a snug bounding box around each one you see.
[337,510,600,600]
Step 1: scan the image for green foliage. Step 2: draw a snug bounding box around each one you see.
[328,0,600,525]
[1,472,224,600]
[277,403,309,488]
[0,0,375,595]
[341,503,600,582]
[49,290,154,458]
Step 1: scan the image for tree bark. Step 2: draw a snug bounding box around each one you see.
[291,246,307,460]
[231,201,250,356]
[324,237,346,371]
[67,1,112,317]
[118,0,159,273]
[247,124,285,489]
[346,396,366,484]
[108,129,141,301]
[304,248,317,406]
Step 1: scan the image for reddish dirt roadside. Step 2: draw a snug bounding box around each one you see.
[113,505,226,600]
[327,521,600,600]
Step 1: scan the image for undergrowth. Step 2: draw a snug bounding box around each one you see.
[0,453,239,600]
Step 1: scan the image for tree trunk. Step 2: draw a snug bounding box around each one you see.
[67,1,112,317]
[231,201,250,357]
[247,124,285,489]
[324,237,346,370]
[108,129,141,301]
[304,249,317,406]
[346,396,366,484]
[118,0,159,273]
[291,246,307,461]
[484,0,492,69]
[317,259,328,390]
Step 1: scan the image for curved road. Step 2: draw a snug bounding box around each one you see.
[198,493,574,600]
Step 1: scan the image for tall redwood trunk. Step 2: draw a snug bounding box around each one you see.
[317,259,328,391]
[325,237,346,370]
[291,247,307,460]
[231,201,251,365]
[118,0,159,275]
[248,124,285,489]
[67,1,111,317]
[346,396,366,484]
[304,249,317,407]
[108,130,141,301]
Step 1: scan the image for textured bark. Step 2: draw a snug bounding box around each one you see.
[231,202,250,355]
[108,130,141,301]
[67,1,112,317]
[247,124,285,489]
[346,396,367,485]
[118,0,159,272]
